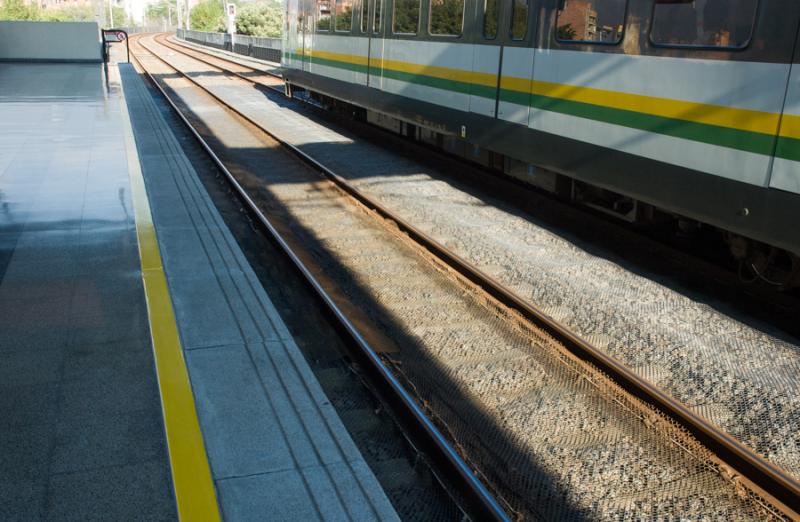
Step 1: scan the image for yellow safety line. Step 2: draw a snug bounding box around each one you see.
[118,78,221,522]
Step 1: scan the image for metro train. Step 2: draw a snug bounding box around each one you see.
[281,0,800,285]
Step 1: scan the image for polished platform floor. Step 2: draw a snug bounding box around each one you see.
[1,61,397,521]
[0,63,176,520]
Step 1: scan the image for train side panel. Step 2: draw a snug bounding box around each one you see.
[468,44,499,117]
[497,47,533,125]
[283,0,300,69]
[281,0,800,254]
[310,34,370,86]
[374,39,476,113]
[525,49,788,189]
[771,48,800,194]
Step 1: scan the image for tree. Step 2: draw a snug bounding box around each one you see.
[510,0,527,39]
[190,0,225,32]
[0,0,40,21]
[334,3,351,31]
[40,4,96,22]
[111,5,127,26]
[429,0,463,35]
[393,0,418,33]
[0,0,123,26]
[556,23,576,40]
[483,0,497,37]
[236,0,282,37]
[146,0,173,27]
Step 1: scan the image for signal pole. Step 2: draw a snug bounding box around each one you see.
[176,0,183,30]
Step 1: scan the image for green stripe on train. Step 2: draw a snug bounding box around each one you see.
[517,92,777,157]
[775,136,800,162]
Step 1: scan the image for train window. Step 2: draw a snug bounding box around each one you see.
[316,0,331,30]
[373,0,382,32]
[361,0,368,32]
[650,0,758,49]
[393,0,420,34]
[556,0,626,44]
[483,0,498,39]
[335,0,354,31]
[510,0,528,40]
[429,0,464,36]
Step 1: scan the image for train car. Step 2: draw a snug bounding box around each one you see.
[281,0,800,284]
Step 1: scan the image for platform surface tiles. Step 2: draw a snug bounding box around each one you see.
[0,61,398,521]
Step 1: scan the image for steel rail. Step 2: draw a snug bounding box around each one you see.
[135,34,800,519]
[128,34,511,522]
[169,36,282,74]
[157,34,283,86]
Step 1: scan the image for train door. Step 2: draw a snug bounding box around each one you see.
[495,0,538,125]
[301,0,317,73]
[360,0,372,86]
[771,27,800,195]
[284,0,299,68]
[362,0,384,88]
[365,0,386,89]
[334,0,369,86]
[469,0,502,117]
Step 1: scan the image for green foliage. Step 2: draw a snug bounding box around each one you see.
[334,4,351,31]
[316,15,329,30]
[145,0,182,27]
[110,5,126,26]
[40,4,95,22]
[190,0,225,32]
[0,0,41,21]
[482,0,497,38]
[510,0,527,39]
[393,0,418,34]
[236,0,283,37]
[429,0,462,35]
[0,0,121,26]
[556,23,576,40]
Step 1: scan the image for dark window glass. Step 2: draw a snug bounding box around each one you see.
[393,0,420,34]
[511,0,528,40]
[335,0,354,31]
[316,0,331,30]
[483,0,498,39]
[556,0,626,44]
[361,0,368,32]
[651,0,757,48]
[430,0,464,36]
[373,0,382,32]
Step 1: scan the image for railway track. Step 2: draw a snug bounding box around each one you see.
[129,34,506,521]
[129,33,800,520]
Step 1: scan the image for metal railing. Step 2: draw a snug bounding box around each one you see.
[102,28,129,63]
[176,29,281,63]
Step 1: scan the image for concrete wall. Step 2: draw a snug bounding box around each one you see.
[0,21,102,62]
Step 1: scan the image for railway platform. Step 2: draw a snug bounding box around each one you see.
[0,58,398,520]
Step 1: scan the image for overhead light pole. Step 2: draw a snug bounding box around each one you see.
[176,0,183,30]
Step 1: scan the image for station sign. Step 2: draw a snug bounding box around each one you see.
[227,3,236,34]
[103,31,127,42]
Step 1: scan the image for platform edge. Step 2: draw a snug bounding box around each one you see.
[118,67,222,522]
